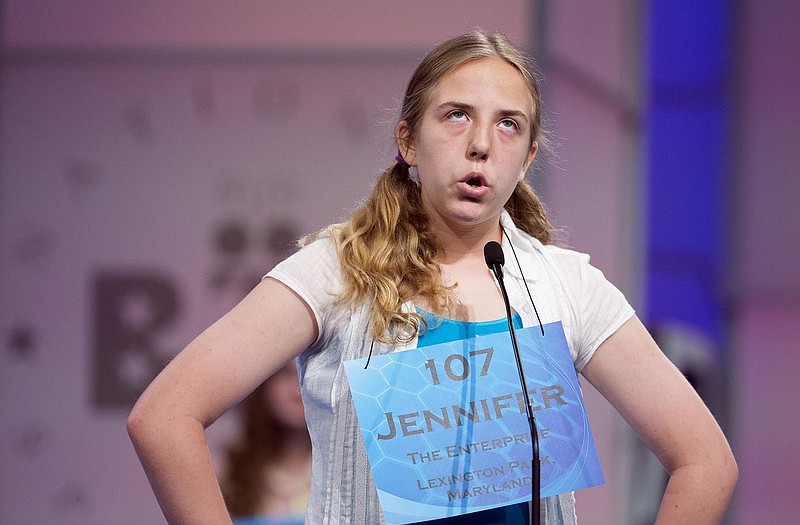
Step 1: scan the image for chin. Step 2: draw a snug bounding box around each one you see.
[448,204,496,225]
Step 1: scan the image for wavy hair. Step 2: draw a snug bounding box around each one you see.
[307,31,552,344]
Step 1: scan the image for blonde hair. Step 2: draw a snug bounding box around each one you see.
[307,31,552,344]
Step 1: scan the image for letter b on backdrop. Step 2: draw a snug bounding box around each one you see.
[93,272,180,409]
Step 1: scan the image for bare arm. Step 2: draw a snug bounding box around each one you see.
[126,278,317,524]
[581,316,737,524]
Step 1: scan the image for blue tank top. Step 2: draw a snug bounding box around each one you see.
[415,309,529,525]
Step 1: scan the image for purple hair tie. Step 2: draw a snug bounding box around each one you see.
[395,154,407,165]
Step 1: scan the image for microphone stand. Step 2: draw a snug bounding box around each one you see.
[486,244,540,525]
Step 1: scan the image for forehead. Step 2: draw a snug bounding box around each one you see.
[427,57,534,113]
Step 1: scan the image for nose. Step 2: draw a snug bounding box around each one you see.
[468,123,491,161]
[469,148,488,161]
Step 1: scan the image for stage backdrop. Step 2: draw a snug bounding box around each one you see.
[0,2,645,524]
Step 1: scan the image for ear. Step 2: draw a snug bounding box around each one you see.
[519,141,539,181]
[395,120,417,166]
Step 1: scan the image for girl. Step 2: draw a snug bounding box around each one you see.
[128,31,737,524]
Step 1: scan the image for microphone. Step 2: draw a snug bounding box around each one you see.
[483,240,505,280]
[484,240,540,525]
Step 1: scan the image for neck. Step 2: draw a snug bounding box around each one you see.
[431,214,503,264]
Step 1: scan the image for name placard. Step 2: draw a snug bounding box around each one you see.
[343,322,604,524]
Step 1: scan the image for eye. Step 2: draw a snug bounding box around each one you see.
[446,110,468,122]
[499,118,519,131]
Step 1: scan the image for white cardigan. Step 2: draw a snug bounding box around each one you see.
[266,211,634,524]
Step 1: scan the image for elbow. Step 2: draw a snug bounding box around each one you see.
[721,447,739,495]
[126,401,147,444]
[126,395,205,452]
[699,441,738,501]
[666,439,739,498]
[126,396,157,448]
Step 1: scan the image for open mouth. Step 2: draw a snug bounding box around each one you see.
[457,174,489,200]
[461,173,487,187]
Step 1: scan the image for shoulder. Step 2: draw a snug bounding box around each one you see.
[537,242,590,267]
[297,230,339,260]
[501,210,590,271]
[266,232,344,313]
[275,233,340,278]
[536,244,597,292]
[514,226,592,278]
[534,241,622,304]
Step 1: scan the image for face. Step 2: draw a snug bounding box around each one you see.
[398,57,538,231]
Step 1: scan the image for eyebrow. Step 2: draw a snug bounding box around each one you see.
[436,101,530,124]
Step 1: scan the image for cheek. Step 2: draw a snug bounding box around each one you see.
[415,124,460,161]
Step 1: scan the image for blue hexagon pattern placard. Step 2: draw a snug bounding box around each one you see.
[343,322,604,524]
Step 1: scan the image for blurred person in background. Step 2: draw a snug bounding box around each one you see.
[221,362,311,525]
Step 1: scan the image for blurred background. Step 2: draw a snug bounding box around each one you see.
[1,1,798,524]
